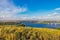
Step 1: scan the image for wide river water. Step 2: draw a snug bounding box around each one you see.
[19,22,60,28]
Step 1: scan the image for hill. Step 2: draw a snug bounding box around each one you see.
[0,25,60,40]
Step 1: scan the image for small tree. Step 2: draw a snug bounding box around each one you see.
[16,23,25,27]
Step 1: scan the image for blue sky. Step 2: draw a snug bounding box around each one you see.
[0,0,60,20]
[13,0,60,10]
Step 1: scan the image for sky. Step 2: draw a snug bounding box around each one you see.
[0,0,60,20]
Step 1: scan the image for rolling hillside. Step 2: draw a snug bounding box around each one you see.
[0,25,60,40]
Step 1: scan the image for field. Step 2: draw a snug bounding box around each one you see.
[0,25,60,40]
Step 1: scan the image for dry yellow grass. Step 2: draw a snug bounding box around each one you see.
[0,25,60,40]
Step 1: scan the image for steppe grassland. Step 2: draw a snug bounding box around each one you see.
[0,25,60,40]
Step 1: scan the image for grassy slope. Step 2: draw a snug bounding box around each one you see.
[0,25,60,40]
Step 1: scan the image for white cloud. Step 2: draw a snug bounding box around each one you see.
[0,0,27,20]
[0,0,60,21]
[55,8,60,10]
[41,12,60,21]
[30,8,60,21]
[47,12,59,17]
[27,11,60,21]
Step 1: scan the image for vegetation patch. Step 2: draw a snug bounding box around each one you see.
[0,25,60,40]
